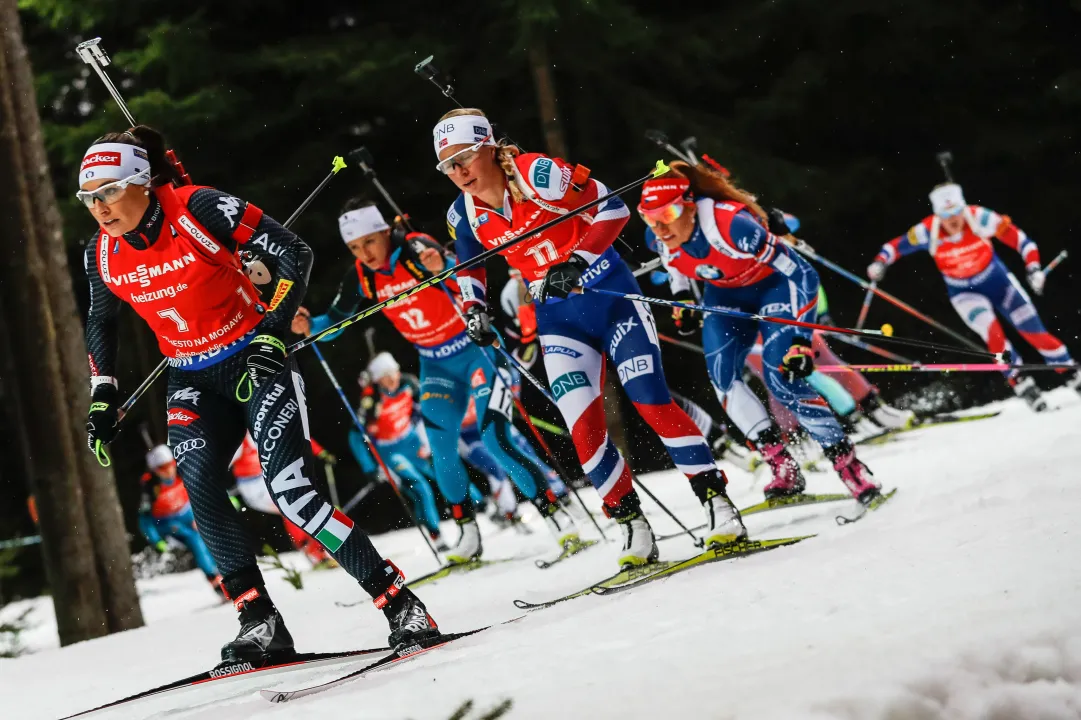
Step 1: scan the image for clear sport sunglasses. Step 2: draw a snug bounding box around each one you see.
[76,169,151,208]
[435,137,491,174]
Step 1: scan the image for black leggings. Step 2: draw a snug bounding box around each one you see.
[166,352,382,583]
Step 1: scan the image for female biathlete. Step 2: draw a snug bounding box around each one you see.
[637,161,880,504]
[868,182,1079,411]
[80,126,438,665]
[291,200,578,563]
[436,110,743,569]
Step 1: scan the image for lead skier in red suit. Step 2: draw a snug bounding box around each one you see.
[79,125,439,667]
[437,109,746,569]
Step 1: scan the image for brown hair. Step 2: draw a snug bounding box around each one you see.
[93,125,182,187]
[438,108,525,203]
[665,160,766,222]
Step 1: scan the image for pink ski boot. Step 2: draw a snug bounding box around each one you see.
[826,442,879,504]
[759,430,807,499]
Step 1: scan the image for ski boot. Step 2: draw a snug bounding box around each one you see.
[364,560,440,651]
[1066,369,1081,397]
[860,390,916,430]
[1010,375,1048,412]
[606,491,658,568]
[219,570,295,668]
[824,441,879,504]
[690,468,747,548]
[532,489,581,550]
[429,530,449,553]
[758,428,807,499]
[446,503,482,565]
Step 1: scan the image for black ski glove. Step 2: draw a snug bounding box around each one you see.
[766,207,792,237]
[238,334,287,400]
[464,306,497,347]
[540,254,589,301]
[672,291,702,336]
[780,338,816,382]
[87,383,120,463]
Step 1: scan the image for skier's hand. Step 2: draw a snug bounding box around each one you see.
[154,540,169,553]
[417,247,445,274]
[86,383,120,462]
[291,307,312,336]
[766,207,792,237]
[1026,266,1046,295]
[780,339,816,382]
[672,291,702,336]
[464,306,497,347]
[866,261,887,282]
[241,334,287,397]
[540,253,589,301]
[316,448,337,465]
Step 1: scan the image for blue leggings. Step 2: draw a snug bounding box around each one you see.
[374,430,443,533]
[139,507,218,578]
[420,345,549,507]
[460,421,567,498]
[703,266,846,448]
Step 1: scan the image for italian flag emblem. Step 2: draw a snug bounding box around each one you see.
[315,509,353,552]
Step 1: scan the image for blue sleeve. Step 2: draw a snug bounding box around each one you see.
[728,210,771,255]
[447,197,489,306]
[139,512,162,545]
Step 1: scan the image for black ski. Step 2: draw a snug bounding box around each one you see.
[261,629,487,703]
[59,645,388,718]
[836,488,898,525]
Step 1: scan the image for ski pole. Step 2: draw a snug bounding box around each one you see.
[490,339,698,546]
[488,338,608,541]
[855,280,876,330]
[309,344,441,562]
[632,257,664,278]
[323,461,341,509]
[786,239,987,353]
[341,482,379,515]
[291,162,671,354]
[582,287,1000,361]
[818,363,1069,374]
[644,130,697,165]
[824,332,917,364]
[526,415,566,436]
[1044,250,1068,276]
[113,155,350,429]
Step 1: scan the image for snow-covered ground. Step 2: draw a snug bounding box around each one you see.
[4,389,1081,720]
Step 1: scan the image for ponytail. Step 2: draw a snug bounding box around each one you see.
[93,124,182,187]
[667,160,766,223]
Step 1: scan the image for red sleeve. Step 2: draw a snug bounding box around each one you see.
[569,177,631,263]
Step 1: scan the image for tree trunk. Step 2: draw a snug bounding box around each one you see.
[0,0,143,639]
[527,38,568,160]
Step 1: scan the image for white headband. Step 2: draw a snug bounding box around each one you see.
[79,142,151,186]
[339,206,390,243]
[432,115,495,157]
[929,183,966,217]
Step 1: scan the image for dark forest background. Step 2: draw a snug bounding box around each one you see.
[3,0,1079,597]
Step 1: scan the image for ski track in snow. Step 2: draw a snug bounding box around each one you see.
[3,389,1081,719]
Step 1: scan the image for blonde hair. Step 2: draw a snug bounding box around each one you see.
[665,160,766,222]
[439,108,525,203]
